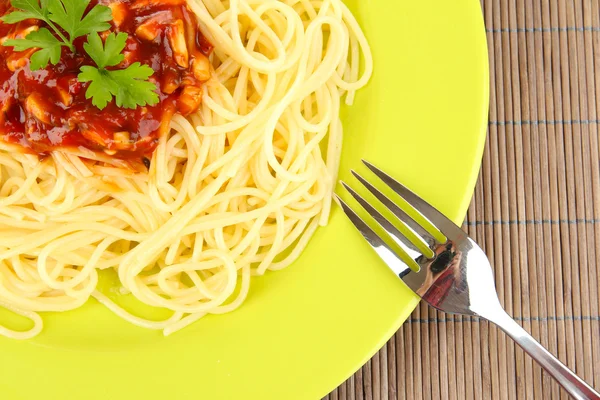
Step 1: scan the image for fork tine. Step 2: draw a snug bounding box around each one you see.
[340,181,423,260]
[351,170,438,251]
[334,194,412,277]
[362,160,466,240]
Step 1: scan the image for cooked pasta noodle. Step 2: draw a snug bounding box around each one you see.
[0,0,372,339]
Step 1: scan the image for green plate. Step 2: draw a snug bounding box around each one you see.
[0,0,488,398]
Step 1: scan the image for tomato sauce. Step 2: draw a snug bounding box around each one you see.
[0,0,211,161]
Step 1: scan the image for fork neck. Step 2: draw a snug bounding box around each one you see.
[476,303,600,399]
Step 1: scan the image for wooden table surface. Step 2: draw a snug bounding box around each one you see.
[325,0,600,398]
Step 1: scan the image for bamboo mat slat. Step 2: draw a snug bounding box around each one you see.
[324,0,600,398]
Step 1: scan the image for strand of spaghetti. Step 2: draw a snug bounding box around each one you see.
[0,222,147,257]
[0,161,43,207]
[0,300,43,340]
[320,81,343,225]
[92,291,185,330]
[331,2,373,91]
[195,74,277,135]
[118,175,229,290]
[263,16,347,182]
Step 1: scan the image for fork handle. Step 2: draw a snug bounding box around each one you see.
[485,308,600,400]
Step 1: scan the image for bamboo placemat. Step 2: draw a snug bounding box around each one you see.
[325,0,600,398]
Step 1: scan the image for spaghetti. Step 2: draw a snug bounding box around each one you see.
[0,0,372,339]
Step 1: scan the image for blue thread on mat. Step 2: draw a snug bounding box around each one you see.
[463,219,600,227]
[489,120,600,126]
[486,27,600,33]
[407,316,600,324]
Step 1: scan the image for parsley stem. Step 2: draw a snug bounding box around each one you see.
[45,19,74,52]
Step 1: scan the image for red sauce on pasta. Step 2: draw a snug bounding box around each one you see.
[0,0,211,160]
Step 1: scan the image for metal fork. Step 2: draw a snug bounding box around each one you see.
[336,160,600,400]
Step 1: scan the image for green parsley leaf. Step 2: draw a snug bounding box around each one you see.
[83,32,127,69]
[79,63,159,110]
[3,27,63,69]
[79,34,159,110]
[3,0,159,110]
[110,63,159,109]
[78,65,117,109]
[1,0,111,56]
[47,0,111,43]
[0,0,49,24]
